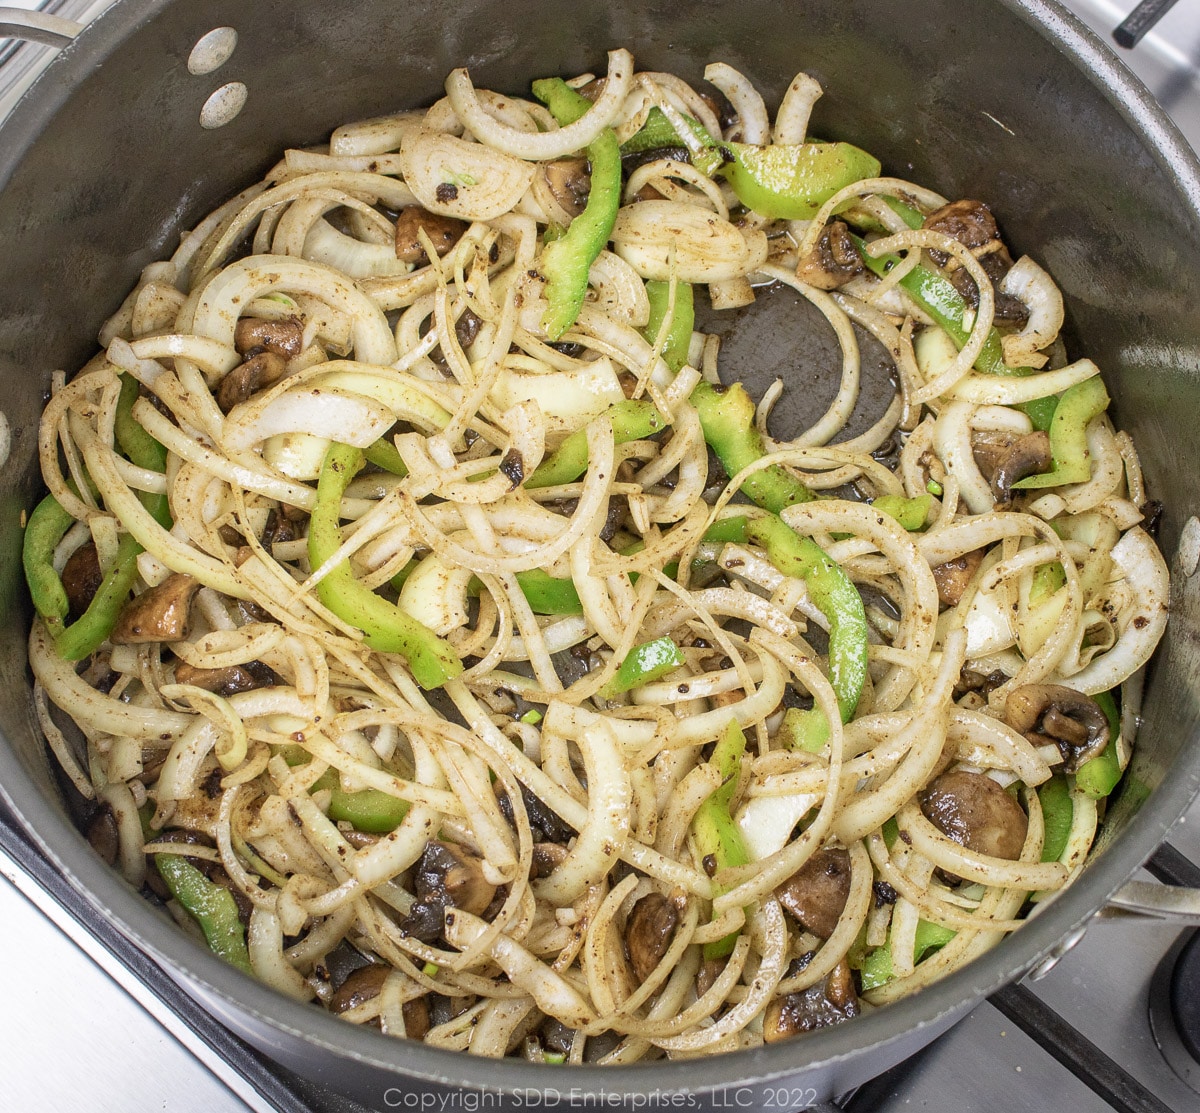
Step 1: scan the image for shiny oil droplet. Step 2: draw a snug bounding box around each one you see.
[188,27,238,75]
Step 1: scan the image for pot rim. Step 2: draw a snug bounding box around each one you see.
[1,0,1199,1095]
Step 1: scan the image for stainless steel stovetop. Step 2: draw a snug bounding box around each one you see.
[2,1,1200,1110]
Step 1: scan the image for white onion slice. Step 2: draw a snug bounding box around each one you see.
[398,128,535,221]
[611,201,758,283]
[224,387,394,451]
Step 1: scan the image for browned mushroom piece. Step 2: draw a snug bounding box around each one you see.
[541,157,591,219]
[696,956,727,997]
[172,658,277,698]
[394,206,469,264]
[919,769,1029,860]
[531,841,569,880]
[625,892,681,982]
[217,349,287,413]
[399,840,497,942]
[931,547,986,608]
[233,315,305,359]
[1004,684,1110,772]
[795,220,864,290]
[110,573,200,644]
[402,996,431,1041]
[61,540,103,619]
[949,261,1031,328]
[329,963,390,1014]
[989,431,1052,504]
[86,802,120,867]
[762,959,860,1042]
[776,847,852,939]
[923,199,1002,252]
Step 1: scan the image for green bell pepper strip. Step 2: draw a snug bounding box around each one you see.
[115,373,172,529]
[467,568,584,616]
[852,233,1057,432]
[309,442,462,689]
[312,769,411,834]
[690,380,816,512]
[858,920,956,991]
[872,493,932,531]
[1076,689,1122,800]
[55,533,144,661]
[692,719,752,960]
[1038,774,1074,862]
[742,513,869,723]
[525,399,668,488]
[155,853,253,975]
[364,436,408,477]
[1012,376,1110,490]
[599,635,685,698]
[23,492,145,660]
[531,79,622,340]
[721,141,881,221]
[23,493,74,638]
[778,706,831,754]
[643,280,695,373]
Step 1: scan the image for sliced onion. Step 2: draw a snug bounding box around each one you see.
[489,356,625,427]
[224,387,394,451]
[445,49,633,160]
[1000,255,1065,368]
[398,129,535,221]
[704,62,769,143]
[303,218,410,278]
[611,201,758,283]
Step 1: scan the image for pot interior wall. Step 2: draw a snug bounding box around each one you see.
[1,0,1200,1095]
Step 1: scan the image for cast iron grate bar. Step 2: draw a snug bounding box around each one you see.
[990,983,1174,1113]
[1147,842,1200,889]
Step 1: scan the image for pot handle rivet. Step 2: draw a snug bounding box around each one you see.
[199,82,248,130]
[1027,923,1089,982]
[1178,515,1200,576]
[188,27,238,76]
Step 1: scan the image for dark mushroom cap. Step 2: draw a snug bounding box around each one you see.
[989,431,1052,504]
[394,206,468,264]
[400,840,497,942]
[762,959,859,1042]
[919,769,1028,861]
[329,963,390,1014]
[795,221,864,291]
[1004,684,1110,772]
[541,158,591,219]
[111,573,200,644]
[61,541,103,620]
[776,847,852,939]
[217,350,287,413]
[931,547,985,609]
[234,315,304,359]
[625,892,680,982]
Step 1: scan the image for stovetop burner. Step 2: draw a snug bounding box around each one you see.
[1151,931,1200,1094]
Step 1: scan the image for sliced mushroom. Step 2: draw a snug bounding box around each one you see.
[541,157,591,219]
[625,892,680,982]
[795,220,863,290]
[762,958,860,1042]
[111,573,200,644]
[1004,684,1110,772]
[950,258,1030,328]
[402,996,431,1041]
[234,315,304,359]
[61,541,103,619]
[86,802,120,867]
[496,783,576,845]
[329,963,390,1014]
[919,769,1029,861]
[217,350,287,413]
[394,206,469,264]
[531,842,569,880]
[172,659,277,698]
[989,431,1052,504]
[932,547,986,608]
[923,199,1003,253]
[776,847,852,939]
[399,840,497,942]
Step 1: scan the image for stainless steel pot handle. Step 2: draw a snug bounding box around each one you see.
[1102,879,1200,924]
[0,7,82,48]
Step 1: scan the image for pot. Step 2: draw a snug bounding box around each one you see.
[1,0,1199,1107]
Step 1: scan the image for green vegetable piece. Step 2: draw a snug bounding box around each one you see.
[515,569,583,615]
[23,493,74,637]
[643,280,695,372]
[744,513,868,722]
[852,234,1057,432]
[1030,560,1067,605]
[1012,376,1110,490]
[520,708,543,726]
[1076,689,1122,800]
[872,493,932,531]
[859,920,956,991]
[155,853,253,974]
[531,79,622,340]
[309,442,462,689]
[526,399,668,488]
[882,816,900,848]
[329,785,410,834]
[692,719,752,959]
[55,534,144,661]
[115,373,172,529]
[926,478,944,497]
[779,706,831,754]
[690,380,816,512]
[364,436,408,476]
[600,635,685,697]
[1038,774,1073,862]
[722,141,881,221]
[702,515,751,544]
